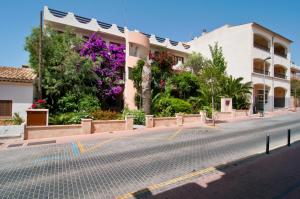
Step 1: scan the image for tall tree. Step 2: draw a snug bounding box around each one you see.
[184,52,207,74]
[142,61,152,114]
[25,28,98,111]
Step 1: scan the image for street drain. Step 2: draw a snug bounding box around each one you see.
[28,140,56,146]
[8,143,23,148]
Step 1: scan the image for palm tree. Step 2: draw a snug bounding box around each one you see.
[142,61,152,114]
[223,76,252,109]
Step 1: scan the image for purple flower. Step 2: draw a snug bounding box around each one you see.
[80,33,125,100]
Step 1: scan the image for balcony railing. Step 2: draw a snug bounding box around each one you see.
[274,51,287,58]
[254,42,270,52]
[274,73,287,79]
[253,68,270,75]
[291,74,300,79]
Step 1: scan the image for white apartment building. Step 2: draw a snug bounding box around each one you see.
[189,23,292,113]
[43,6,293,113]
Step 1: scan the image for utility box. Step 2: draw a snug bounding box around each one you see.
[26,109,48,126]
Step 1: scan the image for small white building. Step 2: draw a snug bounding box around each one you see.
[0,66,36,120]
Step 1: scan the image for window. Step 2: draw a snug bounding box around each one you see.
[174,56,184,64]
[128,67,134,80]
[82,35,89,41]
[129,43,139,57]
[110,42,121,46]
[0,100,12,118]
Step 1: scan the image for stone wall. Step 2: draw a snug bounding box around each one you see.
[146,114,203,128]
[24,116,134,140]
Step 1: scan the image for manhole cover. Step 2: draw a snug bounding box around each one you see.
[28,140,56,146]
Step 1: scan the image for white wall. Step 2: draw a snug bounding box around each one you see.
[0,82,33,119]
[189,24,253,82]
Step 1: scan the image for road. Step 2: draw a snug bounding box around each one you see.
[0,112,300,198]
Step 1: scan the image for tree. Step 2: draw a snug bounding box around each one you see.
[291,79,300,107]
[80,34,125,103]
[184,52,207,74]
[209,43,227,74]
[223,76,252,109]
[197,43,227,111]
[171,72,199,99]
[132,59,145,109]
[25,28,98,112]
[142,61,152,114]
[149,49,175,97]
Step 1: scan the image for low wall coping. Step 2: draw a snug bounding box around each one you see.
[81,118,92,121]
[26,124,81,129]
[182,114,201,117]
[26,109,48,112]
[92,120,125,123]
[154,117,176,120]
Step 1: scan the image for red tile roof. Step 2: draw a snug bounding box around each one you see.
[0,66,36,83]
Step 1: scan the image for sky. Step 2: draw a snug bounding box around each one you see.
[0,0,299,67]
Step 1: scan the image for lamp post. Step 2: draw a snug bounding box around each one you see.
[208,77,215,126]
[262,56,271,117]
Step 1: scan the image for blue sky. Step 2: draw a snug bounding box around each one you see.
[0,0,299,67]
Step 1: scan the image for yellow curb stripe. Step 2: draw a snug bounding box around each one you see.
[116,167,216,199]
[85,138,118,153]
[167,127,183,141]
[76,141,85,154]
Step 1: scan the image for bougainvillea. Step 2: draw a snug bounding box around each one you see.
[80,34,125,100]
[31,99,47,109]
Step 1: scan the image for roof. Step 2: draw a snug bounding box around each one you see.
[0,66,36,83]
[251,22,293,43]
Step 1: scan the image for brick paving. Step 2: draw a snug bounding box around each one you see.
[0,112,300,198]
[149,142,300,199]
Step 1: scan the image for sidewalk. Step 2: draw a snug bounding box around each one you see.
[147,142,300,199]
[0,108,296,150]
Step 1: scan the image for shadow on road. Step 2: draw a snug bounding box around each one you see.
[131,142,300,199]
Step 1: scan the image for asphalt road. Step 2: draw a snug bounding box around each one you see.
[0,112,300,199]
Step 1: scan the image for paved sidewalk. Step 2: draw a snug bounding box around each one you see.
[145,142,300,199]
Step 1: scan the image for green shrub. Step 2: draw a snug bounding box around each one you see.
[90,110,121,120]
[202,106,212,118]
[57,93,78,113]
[49,112,90,125]
[12,113,24,125]
[57,93,100,113]
[79,95,101,112]
[122,108,145,125]
[153,97,192,117]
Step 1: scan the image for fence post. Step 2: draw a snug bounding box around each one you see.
[266,135,270,154]
[81,119,92,134]
[287,129,291,147]
[176,113,183,126]
[145,115,154,128]
[125,115,134,130]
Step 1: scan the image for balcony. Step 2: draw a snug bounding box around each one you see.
[253,58,270,76]
[253,34,270,52]
[274,73,287,79]
[253,68,270,75]
[291,73,300,80]
[274,42,287,58]
[274,64,287,79]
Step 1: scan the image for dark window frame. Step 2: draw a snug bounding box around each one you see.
[0,100,12,118]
